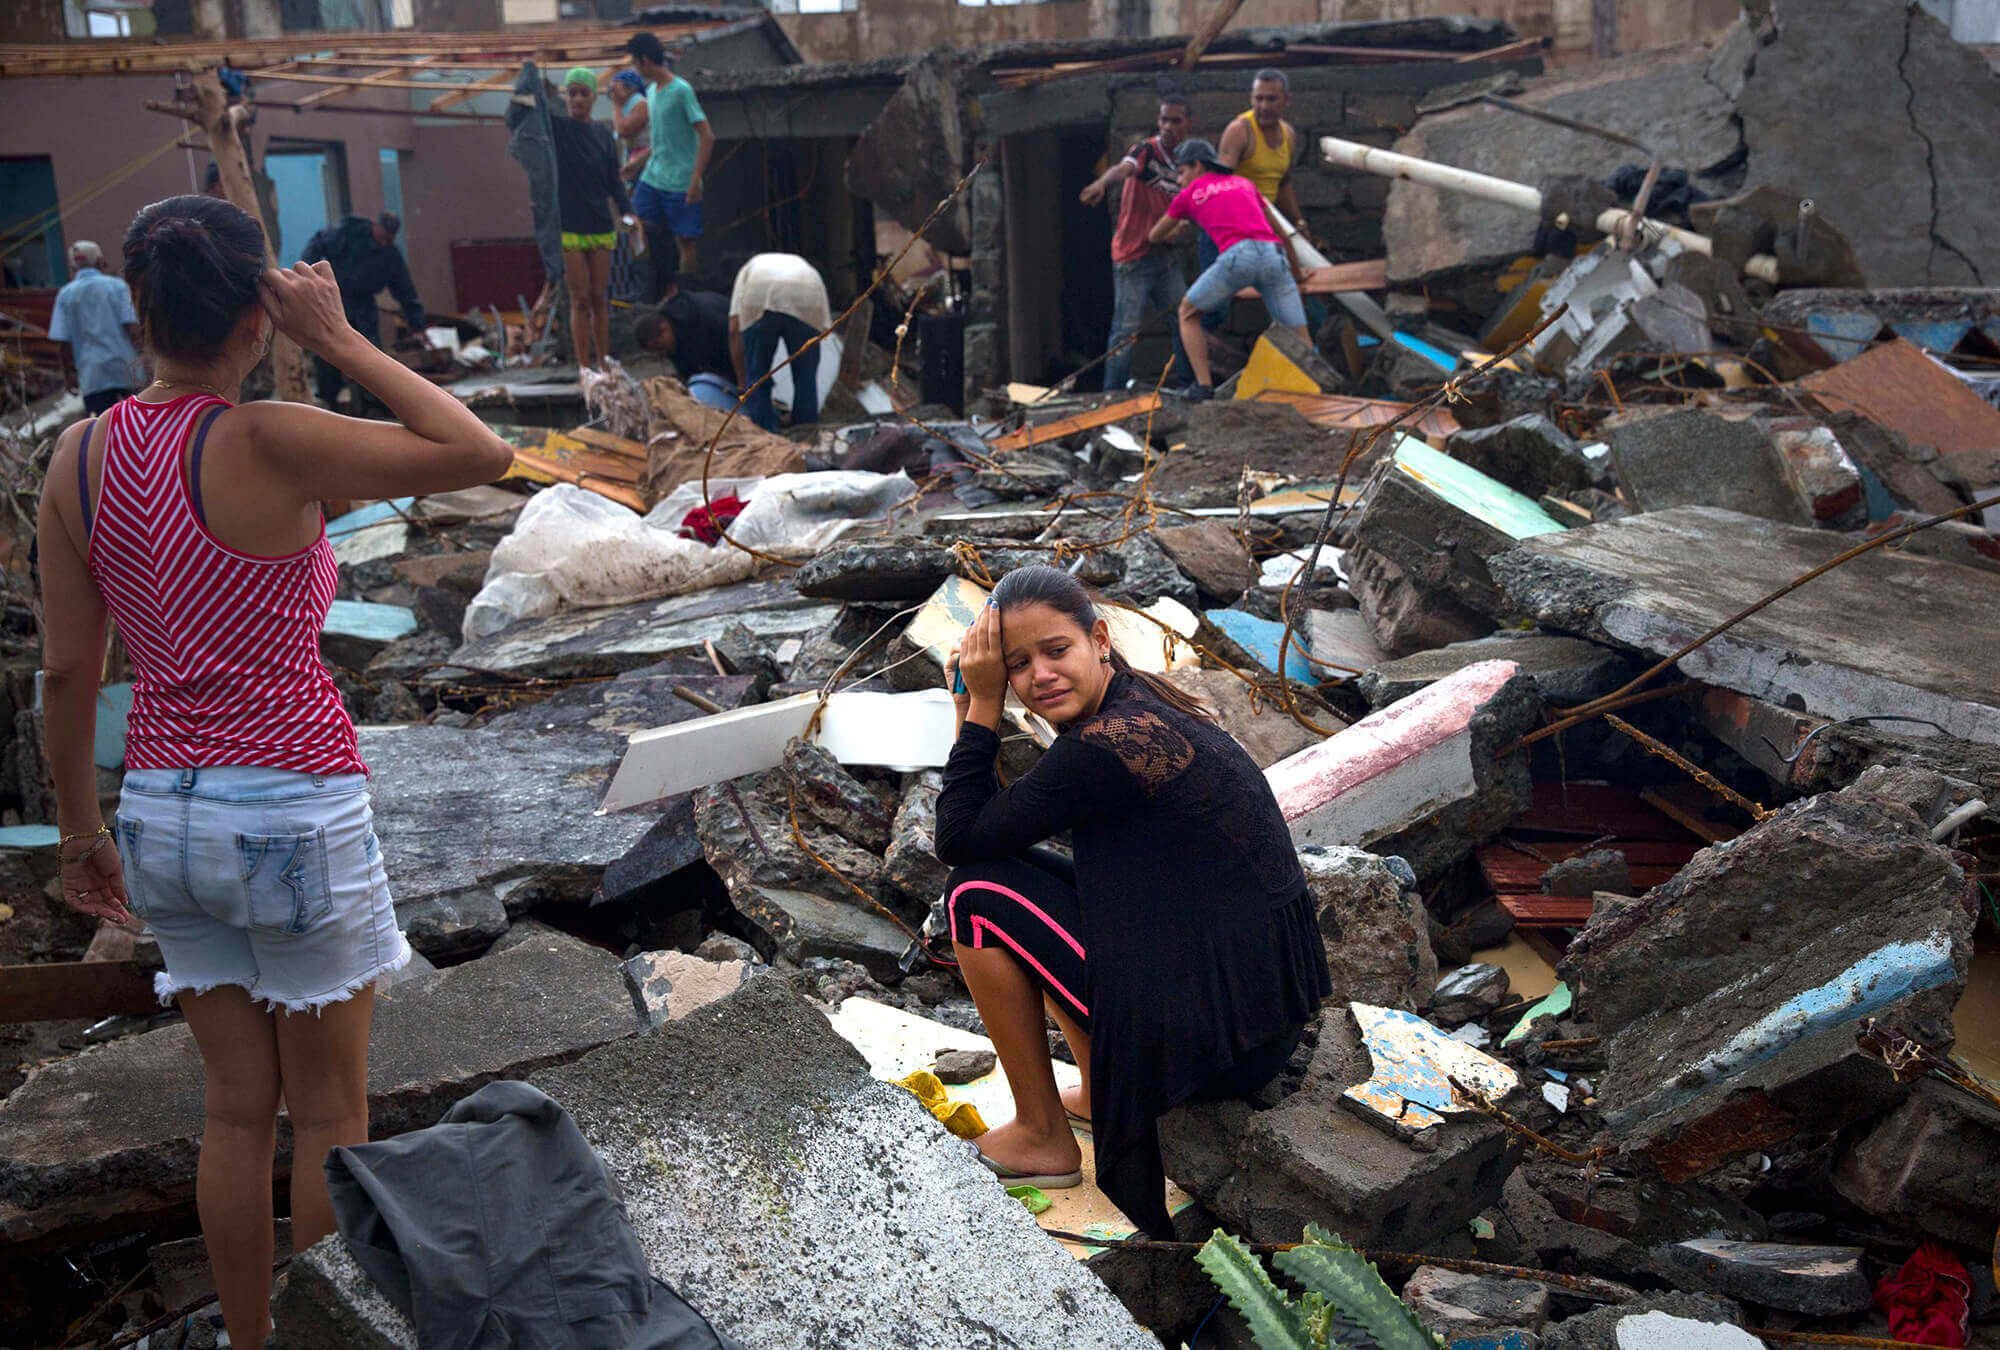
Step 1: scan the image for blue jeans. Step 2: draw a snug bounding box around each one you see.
[1185,238,1307,331]
[1196,230,1226,331]
[117,766,409,1011]
[743,310,819,432]
[1103,252,1189,393]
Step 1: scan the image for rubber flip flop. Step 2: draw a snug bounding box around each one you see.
[979,1152,1084,1190]
[1066,1109,1093,1138]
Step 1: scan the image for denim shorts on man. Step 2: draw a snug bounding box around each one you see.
[117,766,410,1013]
[632,180,703,238]
[1183,237,1306,330]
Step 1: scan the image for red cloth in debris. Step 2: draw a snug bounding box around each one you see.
[677,493,744,545]
[1875,1242,1971,1347]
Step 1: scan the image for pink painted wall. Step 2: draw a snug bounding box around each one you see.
[0,73,531,315]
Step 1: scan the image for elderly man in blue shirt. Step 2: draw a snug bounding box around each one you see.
[48,241,142,414]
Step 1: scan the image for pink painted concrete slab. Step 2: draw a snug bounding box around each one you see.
[1265,660,1519,821]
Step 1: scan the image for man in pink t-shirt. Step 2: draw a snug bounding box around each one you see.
[1147,138,1308,401]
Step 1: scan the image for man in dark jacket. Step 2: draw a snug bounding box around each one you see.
[633,272,734,385]
[300,212,427,411]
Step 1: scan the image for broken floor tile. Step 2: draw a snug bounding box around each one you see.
[621,949,759,1028]
[1606,1311,1764,1350]
[1655,1238,1872,1316]
[1445,413,1598,500]
[0,931,642,1247]
[1560,771,1974,1152]
[1344,1002,1520,1136]
[1491,506,2000,746]
[1267,659,1536,882]
[1301,847,1437,1010]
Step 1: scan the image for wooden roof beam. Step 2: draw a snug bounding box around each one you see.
[294,53,439,109]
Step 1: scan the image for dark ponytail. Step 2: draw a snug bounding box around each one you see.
[989,563,1217,723]
[123,195,266,362]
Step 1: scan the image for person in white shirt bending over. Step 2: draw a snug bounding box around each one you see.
[728,252,831,432]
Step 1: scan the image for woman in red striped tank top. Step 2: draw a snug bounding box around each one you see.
[35,195,513,1346]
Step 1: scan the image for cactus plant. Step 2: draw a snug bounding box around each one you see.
[1193,1225,1440,1350]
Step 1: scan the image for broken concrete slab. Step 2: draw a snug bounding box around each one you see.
[481,671,754,738]
[1655,1238,1872,1316]
[444,579,838,682]
[1346,436,1564,657]
[1431,963,1512,1026]
[1358,630,1629,711]
[1739,3,2000,288]
[1446,413,1598,499]
[1404,1266,1550,1347]
[525,979,1157,1347]
[1155,520,1256,606]
[321,600,419,674]
[882,770,948,907]
[783,737,898,854]
[358,726,659,958]
[1380,37,1748,298]
[694,773,910,979]
[1165,667,1325,769]
[621,949,759,1028]
[1268,659,1536,882]
[1603,408,1809,526]
[1541,1294,1747,1350]
[1541,849,1630,898]
[1492,506,2000,746]
[1558,771,1975,1153]
[1834,1077,2000,1248]
[272,1234,415,1350]
[0,931,642,1245]
[1161,1006,1518,1250]
[1305,606,1393,680]
[1300,847,1436,1011]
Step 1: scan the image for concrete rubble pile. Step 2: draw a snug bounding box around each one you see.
[8,13,2000,1350]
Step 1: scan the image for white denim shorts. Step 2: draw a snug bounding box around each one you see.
[116,766,411,1013]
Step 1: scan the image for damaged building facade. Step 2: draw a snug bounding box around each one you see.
[5,1,2000,1347]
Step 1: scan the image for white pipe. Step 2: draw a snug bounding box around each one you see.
[1931,798,1989,843]
[1320,134,1780,284]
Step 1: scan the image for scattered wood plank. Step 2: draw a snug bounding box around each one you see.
[0,961,158,1024]
[1249,388,1462,440]
[1518,781,1702,841]
[987,394,1162,454]
[507,449,647,512]
[1182,0,1252,70]
[565,427,650,462]
[1496,896,1595,929]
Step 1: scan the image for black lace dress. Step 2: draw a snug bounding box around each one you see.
[934,672,1331,1238]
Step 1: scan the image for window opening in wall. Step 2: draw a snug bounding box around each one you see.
[0,158,65,290]
[267,139,352,268]
[63,0,155,38]
[380,149,410,257]
[766,0,859,11]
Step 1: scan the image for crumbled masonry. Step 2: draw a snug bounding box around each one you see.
[6,6,2000,1344]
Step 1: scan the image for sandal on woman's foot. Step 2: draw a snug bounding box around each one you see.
[979,1152,1083,1190]
[1065,1109,1093,1138]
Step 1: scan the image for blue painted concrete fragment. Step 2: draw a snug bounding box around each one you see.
[1604,934,1960,1127]
[323,600,418,643]
[1804,311,1882,363]
[325,497,416,540]
[1204,608,1316,683]
[0,825,61,848]
[94,683,133,770]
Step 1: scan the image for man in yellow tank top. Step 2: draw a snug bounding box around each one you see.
[1218,68,1310,244]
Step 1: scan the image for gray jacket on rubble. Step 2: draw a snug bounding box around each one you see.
[324,1079,742,1349]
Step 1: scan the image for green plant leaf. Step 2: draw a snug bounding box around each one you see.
[1196,1229,1312,1350]
[1273,1227,1441,1350]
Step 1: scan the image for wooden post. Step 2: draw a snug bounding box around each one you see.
[1181,0,1250,70]
[189,69,312,404]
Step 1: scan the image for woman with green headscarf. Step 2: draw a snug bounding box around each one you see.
[549,65,633,369]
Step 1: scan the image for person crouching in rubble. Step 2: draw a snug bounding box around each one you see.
[1146,137,1310,403]
[936,564,1331,1239]
[34,195,514,1348]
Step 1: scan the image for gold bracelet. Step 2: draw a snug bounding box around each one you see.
[58,825,110,862]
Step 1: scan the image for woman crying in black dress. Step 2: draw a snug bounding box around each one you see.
[937,564,1330,1239]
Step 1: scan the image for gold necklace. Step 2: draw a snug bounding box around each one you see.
[146,375,233,402]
